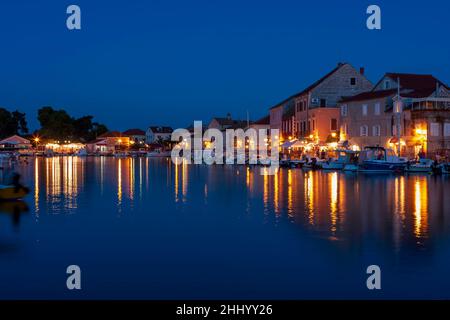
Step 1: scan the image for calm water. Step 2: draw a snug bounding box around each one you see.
[1,156,450,299]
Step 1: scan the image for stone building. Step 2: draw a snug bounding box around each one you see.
[339,73,450,158]
[269,62,373,143]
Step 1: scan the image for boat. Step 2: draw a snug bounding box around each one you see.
[358,146,408,173]
[114,152,128,158]
[0,185,30,201]
[75,148,88,157]
[343,163,359,172]
[439,163,450,174]
[302,157,323,170]
[147,150,171,158]
[405,158,434,173]
[322,150,359,170]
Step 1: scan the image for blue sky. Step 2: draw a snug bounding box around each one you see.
[0,0,449,131]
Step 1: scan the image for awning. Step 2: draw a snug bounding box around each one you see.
[281,141,295,148]
[389,137,399,144]
[290,141,304,148]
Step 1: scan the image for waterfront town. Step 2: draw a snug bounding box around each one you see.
[1,62,450,177]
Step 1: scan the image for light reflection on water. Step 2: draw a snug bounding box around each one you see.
[3,156,450,299]
[15,157,449,249]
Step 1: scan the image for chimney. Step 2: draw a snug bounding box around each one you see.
[360,67,365,75]
[226,112,232,120]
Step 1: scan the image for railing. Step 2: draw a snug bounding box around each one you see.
[406,97,450,111]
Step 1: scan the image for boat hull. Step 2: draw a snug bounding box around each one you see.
[0,186,29,201]
[359,160,406,173]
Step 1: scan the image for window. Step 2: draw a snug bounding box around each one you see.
[430,123,440,136]
[384,80,390,89]
[372,125,381,136]
[296,101,300,112]
[374,103,381,115]
[312,120,316,131]
[350,77,356,86]
[360,125,368,137]
[320,99,327,107]
[330,118,338,131]
[445,123,450,137]
[362,104,368,116]
[341,104,348,117]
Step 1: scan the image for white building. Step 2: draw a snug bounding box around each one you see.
[145,126,173,144]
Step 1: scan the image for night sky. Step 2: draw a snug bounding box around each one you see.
[0,0,449,131]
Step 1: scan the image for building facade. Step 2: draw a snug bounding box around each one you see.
[269,62,373,143]
[145,126,173,144]
[339,73,450,158]
[123,129,146,145]
[293,63,373,142]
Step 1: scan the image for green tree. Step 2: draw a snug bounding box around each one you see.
[12,111,28,135]
[0,107,29,139]
[37,106,108,142]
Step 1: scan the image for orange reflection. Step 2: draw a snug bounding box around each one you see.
[305,171,315,225]
[287,169,293,216]
[329,172,338,234]
[274,169,279,214]
[413,178,428,239]
[263,168,269,213]
[34,157,39,215]
[117,158,122,208]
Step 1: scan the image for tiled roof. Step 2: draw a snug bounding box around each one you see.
[149,126,173,134]
[98,131,123,138]
[254,115,270,125]
[374,73,448,98]
[0,135,31,145]
[123,129,145,136]
[269,62,348,110]
[340,89,397,103]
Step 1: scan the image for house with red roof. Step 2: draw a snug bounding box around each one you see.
[86,131,131,154]
[123,128,146,145]
[0,135,32,151]
[339,72,450,157]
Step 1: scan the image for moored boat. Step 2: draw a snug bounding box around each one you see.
[0,185,30,201]
[439,163,450,174]
[322,150,359,170]
[147,150,171,158]
[358,146,407,173]
[405,158,434,174]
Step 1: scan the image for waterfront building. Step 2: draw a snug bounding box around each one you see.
[208,113,249,131]
[123,129,146,145]
[86,131,131,155]
[246,115,270,132]
[145,126,173,144]
[269,62,373,143]
[339,73,450,158]
[0,135,32,152]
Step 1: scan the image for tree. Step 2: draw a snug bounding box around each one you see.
[0,107,29,139]
[37,106,108,142]
[12,111,28,135]
[37,106,74,140]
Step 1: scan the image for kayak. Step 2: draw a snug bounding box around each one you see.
[0,185,30,200]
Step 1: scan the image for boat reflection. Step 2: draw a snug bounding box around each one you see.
[0,200,29,227]
[27,157,449,253]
